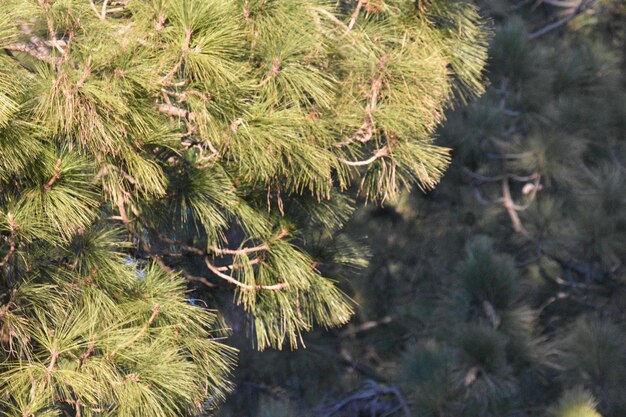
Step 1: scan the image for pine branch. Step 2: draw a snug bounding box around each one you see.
[152,254,218,288]
[39,0,66,57]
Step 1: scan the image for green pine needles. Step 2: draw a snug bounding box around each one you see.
[0,0,488,415]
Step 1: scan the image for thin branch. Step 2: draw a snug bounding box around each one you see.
[157,103,196,121]
[45,350,59,382]
[38,1,66,57]
[501,178,530,237]
[338,146,388,166]
[207,229,288,255]
[315,7,349,31]
[88,0,101,18]
[334,54,389,148]
[160,29,192,84]
[205,258,289,291]
[76,55,92,88]
[307,343,386,381]
[4,42,57,64]
[43,159,62,191]
[0,214,17,267]
[257,57,281,87]
[347,0,366,32]
[541,0,581,8]
[339,315,392,338]
[101,0,110,19]
[151,255,217,288]
[528,0,598,39]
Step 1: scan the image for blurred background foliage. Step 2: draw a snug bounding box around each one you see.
[215,0,626,415]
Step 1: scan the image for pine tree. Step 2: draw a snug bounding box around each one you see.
[0,0,489,415]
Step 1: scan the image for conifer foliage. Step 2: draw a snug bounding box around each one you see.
[0,0,489,415]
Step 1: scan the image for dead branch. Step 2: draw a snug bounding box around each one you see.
[315,8,349,31]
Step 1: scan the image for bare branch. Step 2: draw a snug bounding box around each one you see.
[208,229,288,255]
[339,315,392,337]
[528,0,598,39]
[257,57,281,87]
[347,0,366,32]
[4,42,58,64]
[334,54,389,148]
[205,258,289,291]
[0,213,17,268]
[501,178,530,237]
[101,0,110,19]
[338,146,388,166]
[76,55,92,88]
[315,8,349,31]
[157,104,196,121]
[160,29,192,84]
[43,159,62,191]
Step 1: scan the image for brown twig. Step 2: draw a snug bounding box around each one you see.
[339,315,392,338]
[151,255,217,288]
